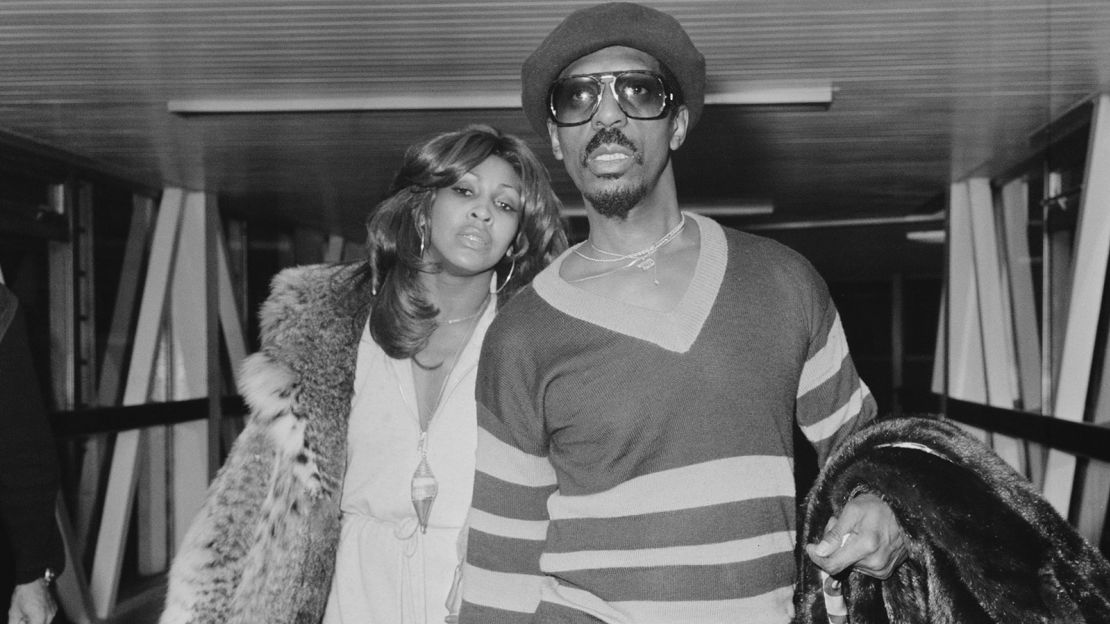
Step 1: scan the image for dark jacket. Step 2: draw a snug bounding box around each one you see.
[795,416,1110,623]
[0,284,65,586]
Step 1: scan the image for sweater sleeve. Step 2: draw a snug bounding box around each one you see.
[459,314,558,624]
[795,283,877,465]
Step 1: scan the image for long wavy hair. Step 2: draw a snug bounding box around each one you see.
[344,124,567,360]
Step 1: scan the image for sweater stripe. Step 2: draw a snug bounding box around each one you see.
[471,471,556,521]
[468,508,549,541]
[540,530,795,571]
[800,383,871,443]
[542,585,796,624]
[796,313,848,396]
[547,456,792,520]
[463,564,546,613]
[467,529,548,574]
[476,425,557,487]
[546,497,795,551]
[550,551,795,601]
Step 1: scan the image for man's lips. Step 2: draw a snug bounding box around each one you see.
[581,128,638,168]
[590,147,632,162]
[586,145,635,174]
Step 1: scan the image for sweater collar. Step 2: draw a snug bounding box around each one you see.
[533,212,725,353]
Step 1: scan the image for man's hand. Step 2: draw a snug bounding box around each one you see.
[804,492,906,578]
[7,579,57,624]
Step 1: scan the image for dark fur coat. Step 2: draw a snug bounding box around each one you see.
[795,416,1110,624]
[160,263,370,624]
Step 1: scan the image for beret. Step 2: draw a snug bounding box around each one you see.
[521,2,706,139]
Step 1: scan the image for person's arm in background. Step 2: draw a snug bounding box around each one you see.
[458,318,557,624]
[0,285,64,624]
[794,284,904,579]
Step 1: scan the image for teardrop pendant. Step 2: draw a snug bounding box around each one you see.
[411,454,438,533]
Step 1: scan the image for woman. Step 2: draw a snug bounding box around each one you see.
[160,125,567,624]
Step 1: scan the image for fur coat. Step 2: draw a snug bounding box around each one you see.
[160,263,371,624]
[795,416,1110,624]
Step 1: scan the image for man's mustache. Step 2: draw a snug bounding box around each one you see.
[581,128,638,167]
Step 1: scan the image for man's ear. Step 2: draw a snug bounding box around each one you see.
[669,105,690,151]
[547,121,565,161]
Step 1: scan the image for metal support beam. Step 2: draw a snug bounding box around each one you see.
[91,188,184,617]
[1043,95,1110,518]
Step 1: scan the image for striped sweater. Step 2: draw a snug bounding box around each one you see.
[460,214,875,624]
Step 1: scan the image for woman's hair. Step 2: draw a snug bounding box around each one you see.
[348,124,568,360]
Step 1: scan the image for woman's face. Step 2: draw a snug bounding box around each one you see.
[424,155,523,276]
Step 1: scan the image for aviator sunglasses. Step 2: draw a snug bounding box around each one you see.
[547,70,674,126]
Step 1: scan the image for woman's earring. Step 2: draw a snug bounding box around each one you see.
[419,226,426,256]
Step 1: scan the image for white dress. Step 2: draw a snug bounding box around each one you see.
[322,301,495,624]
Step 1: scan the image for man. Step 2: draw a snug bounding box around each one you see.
[460,4,904,622]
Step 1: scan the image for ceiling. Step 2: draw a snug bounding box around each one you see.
[3,0,1109,281]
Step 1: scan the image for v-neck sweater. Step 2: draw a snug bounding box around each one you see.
[535,212,727,353]
[459,214,876,624]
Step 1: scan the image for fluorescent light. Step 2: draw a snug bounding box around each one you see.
[906,230,946,244]
[167,81,834,115]
[561,201,773,219]
[742,210,945,231]
[168,93,520,114]
[704,81,833,107]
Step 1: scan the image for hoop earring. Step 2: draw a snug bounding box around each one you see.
[491,256,516,294]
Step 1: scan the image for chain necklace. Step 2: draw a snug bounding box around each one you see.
[569,213,687,284]
[438,293,491,325]
[573,212,686,269]
[408,294,488,533]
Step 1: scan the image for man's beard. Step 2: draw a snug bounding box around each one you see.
[580,127,646,220]
[585,182,649,220]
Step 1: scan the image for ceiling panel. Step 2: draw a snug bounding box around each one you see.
[2,0,1109,278]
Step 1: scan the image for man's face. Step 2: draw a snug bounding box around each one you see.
[547,46,688,219]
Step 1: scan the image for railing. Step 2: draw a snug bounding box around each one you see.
[943,397,1110,464]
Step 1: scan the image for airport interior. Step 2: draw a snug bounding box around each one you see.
[1,1,1110,622]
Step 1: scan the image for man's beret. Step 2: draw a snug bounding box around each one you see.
[521,2,706,139]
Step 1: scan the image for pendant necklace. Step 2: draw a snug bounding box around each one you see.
[570,213,687,284]
[408,294,489,533]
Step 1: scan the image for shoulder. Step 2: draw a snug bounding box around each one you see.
[481,285,560,357]
[486,285,546,338]
[256,262,366,344]
[261,262,360,313]
[717,224,829,296]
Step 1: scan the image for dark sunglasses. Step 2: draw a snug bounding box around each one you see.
[547,70,674,126]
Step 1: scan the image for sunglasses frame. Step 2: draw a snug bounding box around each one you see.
[547,70,675,127]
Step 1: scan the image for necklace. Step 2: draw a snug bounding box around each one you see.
[573,212,687,271]
[406,295,488,533]
[569,213,687,284]
[438,293,491,325]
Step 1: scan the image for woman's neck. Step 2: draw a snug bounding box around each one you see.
[421,270,493,320]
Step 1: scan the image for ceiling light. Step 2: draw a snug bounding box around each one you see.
[742,210,945,231]
[906,230,946,244]
[560,201,773,219]
[704,81,834,108]
[167,81,833,115]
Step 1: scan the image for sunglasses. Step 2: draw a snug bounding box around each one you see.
[547,70,674,126]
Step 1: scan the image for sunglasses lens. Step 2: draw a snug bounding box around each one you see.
[549,72,669,125]
[550,77,601,125]
[614,73,667,118]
